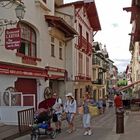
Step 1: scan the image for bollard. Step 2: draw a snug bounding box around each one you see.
[116,111,124,134]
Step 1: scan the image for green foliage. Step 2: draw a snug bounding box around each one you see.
[117,79,127,87]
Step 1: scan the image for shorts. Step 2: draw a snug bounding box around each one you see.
[52,113,62,122]
[66,113,75,123]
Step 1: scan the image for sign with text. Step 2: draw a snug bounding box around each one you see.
[5,28,21,50]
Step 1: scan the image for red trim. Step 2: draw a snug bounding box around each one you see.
[77,36,92,56]
[45,66,66,73]
[0,62,48,77]
[58,1,101,31]
[45,66,67,80]
[16,52,41,65]
[75,75,91,81]
[77,14,91,31]
[49,75,65,79]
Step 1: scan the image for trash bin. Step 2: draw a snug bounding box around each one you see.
[116,111,124,134]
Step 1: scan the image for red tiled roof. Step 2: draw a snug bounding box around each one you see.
[58,1,101,31]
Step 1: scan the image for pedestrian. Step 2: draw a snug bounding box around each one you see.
[64,93,77,134]
[114,92,123,113]
[82,93,92,136]
[52,92,63,133]
[102,98,106,113]
[97,98,103,114]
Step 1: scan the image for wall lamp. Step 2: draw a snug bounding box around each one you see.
[0,0,25,37]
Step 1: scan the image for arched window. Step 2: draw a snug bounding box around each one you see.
[17,23,36,57]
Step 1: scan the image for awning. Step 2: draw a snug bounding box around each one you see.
[45,15,78,38]
[0,61,48,78]
[118,80,140,91]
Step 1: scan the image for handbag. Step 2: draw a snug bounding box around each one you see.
[52,113,58,122]
[61,112,67,120]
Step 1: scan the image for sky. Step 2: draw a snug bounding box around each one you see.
[64,0,132,72]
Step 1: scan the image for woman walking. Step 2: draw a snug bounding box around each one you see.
[64,93,77,134]
[82,93,92,136]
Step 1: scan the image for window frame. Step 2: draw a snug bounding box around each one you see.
[17,23,37,58]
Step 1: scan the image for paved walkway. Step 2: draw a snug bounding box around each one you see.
[0,123,18,140]
[1,107,140,140]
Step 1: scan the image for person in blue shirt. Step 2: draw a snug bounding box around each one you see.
[82,93,92,136]
[97,98,103,114]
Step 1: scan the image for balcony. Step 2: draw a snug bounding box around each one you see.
[77,36,92,56]
[92,58,100,66]
[75,74,91,81]
[92,79,103,84]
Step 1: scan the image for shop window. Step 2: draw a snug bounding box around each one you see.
[17,23,37,58]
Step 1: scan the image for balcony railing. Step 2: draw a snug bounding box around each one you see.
[92,79,103,84]
[77,36,92,56]
[75,73,91,81]
[92,58,100,65]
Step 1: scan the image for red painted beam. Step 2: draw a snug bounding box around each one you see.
[123,6,140,13]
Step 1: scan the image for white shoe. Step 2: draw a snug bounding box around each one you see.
[83,131,88,136]
[88,130,92,136]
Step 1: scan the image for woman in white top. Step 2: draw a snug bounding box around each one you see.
[52,93,63,133]
[64,93,77,133]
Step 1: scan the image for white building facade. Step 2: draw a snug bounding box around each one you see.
[56,1,101,104]
[0,0,77,124]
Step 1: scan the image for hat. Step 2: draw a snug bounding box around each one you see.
[66,93,74,98]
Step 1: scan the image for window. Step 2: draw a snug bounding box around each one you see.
[80,88,82,98]
[86,57,89,76]
[79,52,83,74]
[93,68,96,80]
[59,47,62,59]
[59,41,62,47]
[18,23,36,57]
[86,32,89,52]
[51,44,55,57]
[79,24,82,36]
[51,37,54,43]
[51,36,55,57]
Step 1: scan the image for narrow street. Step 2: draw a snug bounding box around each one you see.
[16,107,118,140]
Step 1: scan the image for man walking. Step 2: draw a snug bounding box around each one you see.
[114,92,123,112]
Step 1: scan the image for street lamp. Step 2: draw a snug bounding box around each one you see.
[15,3,25,21]
[0,1,25,37]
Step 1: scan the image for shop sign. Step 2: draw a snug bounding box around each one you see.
[5,28,21,50]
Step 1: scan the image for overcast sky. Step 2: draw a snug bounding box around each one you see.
[64,0,132,72]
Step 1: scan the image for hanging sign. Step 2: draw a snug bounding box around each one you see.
[5,28,21,50]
